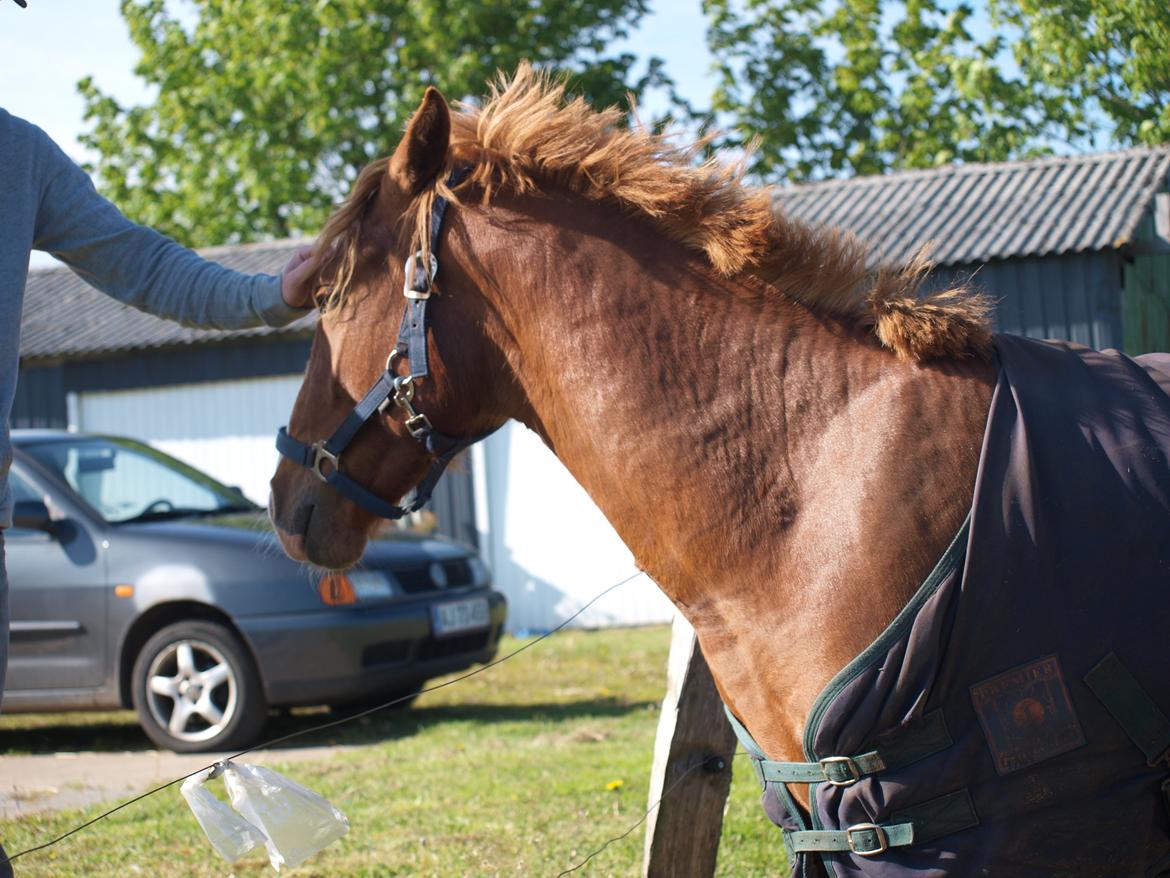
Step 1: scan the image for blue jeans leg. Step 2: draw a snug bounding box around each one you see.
[1,533,11,876]
[0,534,12,876]
[0,531,7,713]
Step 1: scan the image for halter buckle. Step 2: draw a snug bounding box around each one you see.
[386,375,433,439]
[403,251,438,300]
[393,374,416,403]
[310,441,340,482]
[405,412,434,439]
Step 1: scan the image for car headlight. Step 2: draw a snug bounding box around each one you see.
[317,570,398,605]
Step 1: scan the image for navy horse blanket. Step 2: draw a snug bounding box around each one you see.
[732,334,1170,877]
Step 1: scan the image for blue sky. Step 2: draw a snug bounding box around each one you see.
[0,0,716,162]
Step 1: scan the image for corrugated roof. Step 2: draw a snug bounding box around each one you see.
[20,238,317,361]
[774,147,1170,266]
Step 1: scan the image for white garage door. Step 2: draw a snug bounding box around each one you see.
[73,376,304,505]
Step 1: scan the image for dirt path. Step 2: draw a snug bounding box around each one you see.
[0,744,348,819]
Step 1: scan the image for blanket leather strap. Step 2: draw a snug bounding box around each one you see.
[725,707,952,787]
[787,788,979,857]
[1085,652,1170,766]
[787,822,914,857]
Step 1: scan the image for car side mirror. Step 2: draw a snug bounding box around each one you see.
[12,499,53,531]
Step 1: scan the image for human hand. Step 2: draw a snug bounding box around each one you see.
[280,243,317,310]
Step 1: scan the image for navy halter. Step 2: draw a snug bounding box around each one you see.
[276,167,492,520]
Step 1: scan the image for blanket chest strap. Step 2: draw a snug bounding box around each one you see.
[786,788,979,857]
[731,708,953,788]
[788,822,914,856]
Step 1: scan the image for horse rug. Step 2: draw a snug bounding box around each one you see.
[729,334,1170,877]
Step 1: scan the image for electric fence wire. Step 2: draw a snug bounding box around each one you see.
[1,570,647,868]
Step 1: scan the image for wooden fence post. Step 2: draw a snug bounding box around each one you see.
[643,614,738,878]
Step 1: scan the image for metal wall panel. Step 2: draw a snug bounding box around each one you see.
[1122,215,1170,355]
[11,365,66,428]
[59,338,313,393]
[930,252,1123,350]
[473,422,675,634]
[1125,252,1170,355]
[75,376,308,505]
[72,374,477,549]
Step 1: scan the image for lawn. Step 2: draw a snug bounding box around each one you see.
[0,625,788,877]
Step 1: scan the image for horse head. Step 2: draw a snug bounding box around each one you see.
[268,88,516,570]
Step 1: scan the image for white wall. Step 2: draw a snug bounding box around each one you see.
[472,422,674,633]
[73,375,304,505]
[76,378,676,632]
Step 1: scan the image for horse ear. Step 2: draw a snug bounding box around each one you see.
[390,87,450,195]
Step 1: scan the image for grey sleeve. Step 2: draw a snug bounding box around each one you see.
[30,133,307,330]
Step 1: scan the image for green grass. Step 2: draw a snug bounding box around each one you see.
[0,626,787,877]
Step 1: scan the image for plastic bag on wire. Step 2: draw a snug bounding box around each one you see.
[223,761,350,871]
[180,770,266,863]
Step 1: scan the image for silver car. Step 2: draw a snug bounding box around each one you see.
[4,430,506,752]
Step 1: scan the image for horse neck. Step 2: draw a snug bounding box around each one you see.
[456,194,994,761]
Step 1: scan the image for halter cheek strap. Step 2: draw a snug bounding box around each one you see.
[276,166,494,521]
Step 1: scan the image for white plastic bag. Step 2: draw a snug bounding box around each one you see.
[180,761,349,871]
[180,769,266,863]
[223,762,350,871]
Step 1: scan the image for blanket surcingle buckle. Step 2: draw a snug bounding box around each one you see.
[847,823,889,856]
[819,755,863,786]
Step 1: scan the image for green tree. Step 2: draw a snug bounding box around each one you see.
[994,0,1170,148]
[703,0,1047,179]
[703,0,1169,180]
[80,0,669,247]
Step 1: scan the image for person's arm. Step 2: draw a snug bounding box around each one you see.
[31,126,315,330]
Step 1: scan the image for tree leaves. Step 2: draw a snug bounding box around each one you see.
[702,0,1168,180]
[81,0,668,247]
[996,0,1170,149]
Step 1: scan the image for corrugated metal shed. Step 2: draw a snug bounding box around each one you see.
[20,239,314,361]
[23,147,1170,361]
[774,147,1170,266]
[928,254,1124,351]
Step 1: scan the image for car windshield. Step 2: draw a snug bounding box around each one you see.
[19,436,257,524]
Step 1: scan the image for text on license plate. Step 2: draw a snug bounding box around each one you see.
[431,597,490,638]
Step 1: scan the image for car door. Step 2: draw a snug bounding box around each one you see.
[4,466,109,691]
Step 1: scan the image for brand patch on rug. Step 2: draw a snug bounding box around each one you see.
[970,655,1085,775]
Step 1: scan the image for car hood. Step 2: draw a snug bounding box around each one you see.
[105,512,478,617]
[114,511,470,569]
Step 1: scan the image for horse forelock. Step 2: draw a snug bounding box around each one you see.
[317,64,992,360]
[310,157,390,314]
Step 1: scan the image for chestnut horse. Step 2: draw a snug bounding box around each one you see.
[269,69,1031,873]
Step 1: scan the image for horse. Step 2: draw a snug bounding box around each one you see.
[269,67,1170,877]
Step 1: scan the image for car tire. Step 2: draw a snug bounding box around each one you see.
[131,620,267,753]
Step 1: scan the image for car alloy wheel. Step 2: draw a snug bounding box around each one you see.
[145,637,237,743]
[131,621,267,753]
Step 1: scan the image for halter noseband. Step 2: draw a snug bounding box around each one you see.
[276,167,493,520]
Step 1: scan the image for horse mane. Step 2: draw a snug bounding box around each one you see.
[318,65,992,361]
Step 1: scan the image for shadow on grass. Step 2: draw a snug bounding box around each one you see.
[0,697,656,756]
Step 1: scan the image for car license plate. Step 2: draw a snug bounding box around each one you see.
[431,597,490,638]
